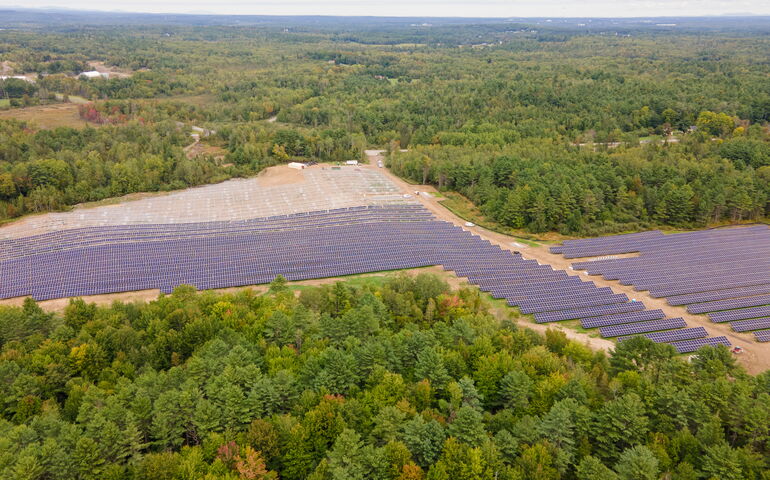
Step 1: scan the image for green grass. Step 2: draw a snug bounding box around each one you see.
[283,266,439,291]
[439,191,549,246]
[0,99,9,109]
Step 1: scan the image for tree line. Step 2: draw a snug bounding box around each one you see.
[388,126,770,235]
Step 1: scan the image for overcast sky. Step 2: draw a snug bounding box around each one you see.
[4,0,769,17]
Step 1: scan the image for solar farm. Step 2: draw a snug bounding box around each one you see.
[552,226,770,346]
[0,164,749,356]
[1,214,729,355]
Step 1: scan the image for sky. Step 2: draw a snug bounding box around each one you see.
[3,0,769,17]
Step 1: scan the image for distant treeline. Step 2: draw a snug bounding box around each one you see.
[0,20,768,232]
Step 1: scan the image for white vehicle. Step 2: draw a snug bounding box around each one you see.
[464,222,475,227]
[377,161,383,168]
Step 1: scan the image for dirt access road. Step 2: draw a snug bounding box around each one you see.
[364,150,769,373]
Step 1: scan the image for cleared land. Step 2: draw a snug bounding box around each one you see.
[0,103,90,129]
[0,165,414,239]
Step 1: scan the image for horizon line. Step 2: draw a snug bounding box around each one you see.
[2,6,770,19]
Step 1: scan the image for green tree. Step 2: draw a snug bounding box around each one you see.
[614,446,659,480]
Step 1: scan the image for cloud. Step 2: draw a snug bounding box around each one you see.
[6,0,769,16]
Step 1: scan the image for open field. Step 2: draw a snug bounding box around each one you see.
[0,102,90,129]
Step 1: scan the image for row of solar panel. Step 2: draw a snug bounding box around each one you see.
[5,205,731,352]
[552,225,767,343]
[556,226,769,259]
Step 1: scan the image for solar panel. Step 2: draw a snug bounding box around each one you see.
[617,326,708,343]
[710,306,770,323]
[729,316,770,333]
[669,336,731,354]
[534,301,646,323]
[581,309,664,329]
[754,330,770,342]
[667,283,770,306]
[687,294,770,314]
[551,225,770,345]
[599,317,687,338]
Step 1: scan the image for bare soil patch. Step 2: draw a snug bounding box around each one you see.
[87,61,134,78]
[185,141,227,161]
[0,289,162,311]
[256,165,306,187]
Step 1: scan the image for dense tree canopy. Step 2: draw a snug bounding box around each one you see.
[1,274,769,479]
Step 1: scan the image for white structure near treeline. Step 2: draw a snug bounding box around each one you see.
[80,71,109,79]
[288,162,306,170]
[345,160,359,165]
[0,75,34,83]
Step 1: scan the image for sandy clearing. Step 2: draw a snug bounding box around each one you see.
[256,164,306,187]
[86,61,134,79]
[0,165,411,239]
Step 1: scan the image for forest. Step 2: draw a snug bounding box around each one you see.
[0,18,768,232]
[2,273,770,480]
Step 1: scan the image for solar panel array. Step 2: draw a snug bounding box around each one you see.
[1,204,728,351]
[730,317,770,333]
[669,336,732,353]
[686,294,770,314]
[552,226,770,340]
[581,309,664,329]
[754,330,770,342]
[617,326,708,344]
[599,317,687,338]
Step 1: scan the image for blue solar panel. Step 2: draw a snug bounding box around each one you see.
[687,294,770,314]
[710,306,770,323]
[581,309,664,329]
[534,301,646,323]
[599,317,687,338]
[669,336,731,353]
[617,326,708,343]
[729,317,770,332]
[754,330,770,342]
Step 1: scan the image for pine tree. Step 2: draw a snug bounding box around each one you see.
[614,446,659,480]
[500,370,532,414]
[448,406,487,447]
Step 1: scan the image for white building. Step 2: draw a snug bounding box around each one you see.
[80,71,109,79]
